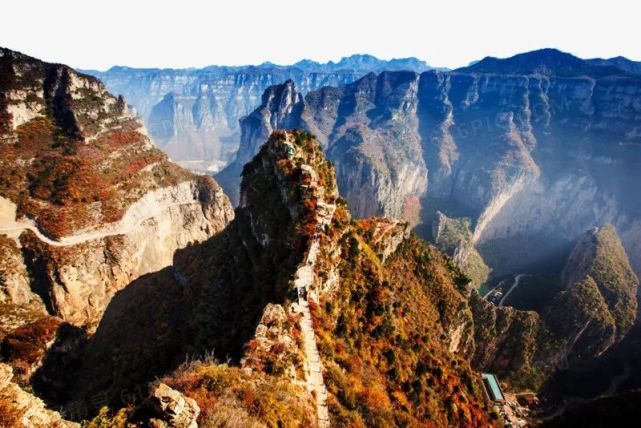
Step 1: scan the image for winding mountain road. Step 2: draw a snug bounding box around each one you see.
[0,195,200,247]
[498,274,526,307]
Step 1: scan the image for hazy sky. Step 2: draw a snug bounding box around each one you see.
[2,0,639,70]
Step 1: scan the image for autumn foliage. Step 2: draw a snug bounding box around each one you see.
[310,227,495,427]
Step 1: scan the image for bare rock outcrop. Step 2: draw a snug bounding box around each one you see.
[0,363,78,428]
[134,383,199,428]
[0,235,40,308]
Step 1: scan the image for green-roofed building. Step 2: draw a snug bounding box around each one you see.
[481,373,506,403]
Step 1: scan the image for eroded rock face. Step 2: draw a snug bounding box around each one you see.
[241,303,302,379]
[19,177,233,328]
[221,49,641,277]
[0,235,38,308]
[220,72,429,223]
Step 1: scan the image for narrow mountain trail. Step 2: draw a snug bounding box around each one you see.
[499,274,526,307]
[297,298,330,427]
[289,150,336,428]
[0,195,199,247]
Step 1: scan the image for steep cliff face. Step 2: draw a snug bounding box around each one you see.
[16,177,232,328]
[220,72,429,222]
[0,47,234,328]
[86,55,432,172]
[59,131,339,414]
[215,81,303,203]
[224,49,641,278]
[0,235,34,308]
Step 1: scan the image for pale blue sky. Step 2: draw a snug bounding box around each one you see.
[2,0,639,70]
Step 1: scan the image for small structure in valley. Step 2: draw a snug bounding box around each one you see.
[481,373,506,403]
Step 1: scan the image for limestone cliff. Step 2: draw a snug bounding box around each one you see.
[219,72,429,223]
[0,47,234,328]
[85,55,432,172]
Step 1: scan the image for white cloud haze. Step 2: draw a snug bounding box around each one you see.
[1,0,639,70]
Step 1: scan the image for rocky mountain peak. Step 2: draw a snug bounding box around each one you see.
[1,47,134,141]
[215,83,305,204]
[238,129,340,245]
[219,72,428,221]
[331,54,431,73]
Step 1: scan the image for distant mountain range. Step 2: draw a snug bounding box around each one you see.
[84,54,434,172]
[84,50,641,177]
[290,54,434,73]
[457,48,635,77]
[587,55,641,74]
[87,53,433,75]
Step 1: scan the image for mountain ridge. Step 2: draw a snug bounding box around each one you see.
[67,130,497,426]
[456,48,632,77]
[83,53,433,75]
[587,55,641,74]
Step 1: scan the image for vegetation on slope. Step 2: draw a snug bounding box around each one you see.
[471,225,638,392]
[430,212,491,288]
[563,225,638,338]
[0,48,193,238]
[311,219,495,427]
[43,131,334,417]
[160,361,316,427]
